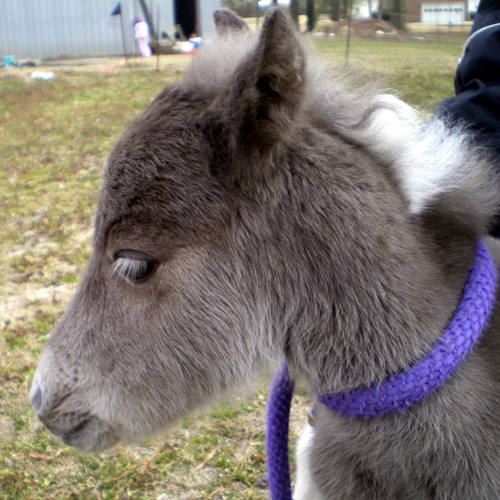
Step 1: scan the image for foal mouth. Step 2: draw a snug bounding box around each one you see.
[61,416,93,439]
[44,414,120,453]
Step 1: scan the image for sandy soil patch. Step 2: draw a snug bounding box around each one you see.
[1,53,193,82]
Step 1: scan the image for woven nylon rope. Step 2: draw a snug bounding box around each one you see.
[266,362,295,500]
[266,240,497,500]
[320,239,497,417]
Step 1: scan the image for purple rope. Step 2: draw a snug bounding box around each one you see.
[266,240,497,499]
[266,361,294,500]
[320,239,497,417]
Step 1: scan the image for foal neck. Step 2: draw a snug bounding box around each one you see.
[283,148,480,395]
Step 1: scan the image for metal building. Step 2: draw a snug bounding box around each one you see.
[420,2,465,23]
[0,0,221,60]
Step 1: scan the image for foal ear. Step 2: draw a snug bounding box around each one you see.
[213,9,249,35]
[233,8,305,155]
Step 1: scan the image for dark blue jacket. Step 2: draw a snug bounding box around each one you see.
[436,24,500,234]
[437,25,500,155]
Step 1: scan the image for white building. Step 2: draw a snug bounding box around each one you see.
[420,2,466,23]
[468,0,480,16]
[0,0,221,60]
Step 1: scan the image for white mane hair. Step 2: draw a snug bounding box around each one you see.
[183,30,259,90]
[186,28,500,230]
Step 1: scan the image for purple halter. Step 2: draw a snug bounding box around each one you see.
[266,240,497,500]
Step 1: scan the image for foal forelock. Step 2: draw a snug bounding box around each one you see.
[183,31,259,91]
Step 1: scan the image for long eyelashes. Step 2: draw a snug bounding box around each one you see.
[112,253,156,284]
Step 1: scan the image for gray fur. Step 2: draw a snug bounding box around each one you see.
[31,8,500,497]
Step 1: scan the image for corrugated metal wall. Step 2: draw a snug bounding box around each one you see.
[0,0,219,60]
[198,0,221,38]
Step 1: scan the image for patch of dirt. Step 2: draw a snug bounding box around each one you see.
[0,284,73,325]
[1,54,193,81]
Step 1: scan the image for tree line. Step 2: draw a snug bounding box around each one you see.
[222,0,407,31]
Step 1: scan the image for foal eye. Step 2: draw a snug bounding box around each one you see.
[112,251,156,284]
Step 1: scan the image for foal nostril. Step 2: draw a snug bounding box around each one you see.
[30,377,44,413]
[31,386,43,413]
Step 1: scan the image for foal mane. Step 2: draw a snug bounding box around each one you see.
[185,24,500,235]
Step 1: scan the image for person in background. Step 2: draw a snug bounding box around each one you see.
[434,0,500,234]
[133,18,152,57]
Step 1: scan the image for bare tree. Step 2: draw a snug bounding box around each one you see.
[290,0,300,27]
[306,0,316,31]
[391,0,406,29]
[342,0,348,18]
[330,0,340,21]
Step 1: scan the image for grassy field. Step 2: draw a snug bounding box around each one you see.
[0,36,466,500]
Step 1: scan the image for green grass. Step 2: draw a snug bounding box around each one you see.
[312,37,465,112]
[0,37,466,499]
